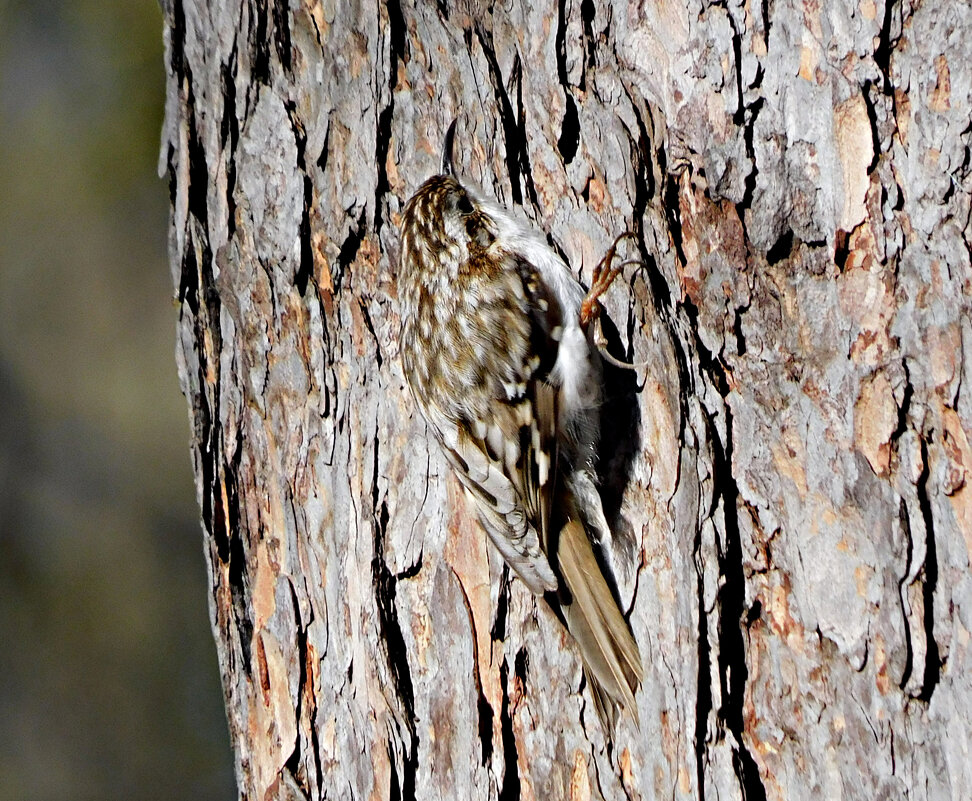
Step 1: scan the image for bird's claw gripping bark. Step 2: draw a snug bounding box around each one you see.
[580,232,648,371]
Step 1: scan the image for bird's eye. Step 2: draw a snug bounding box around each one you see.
[456,193,474,215]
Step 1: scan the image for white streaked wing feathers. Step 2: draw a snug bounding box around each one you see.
[424,401,558,594]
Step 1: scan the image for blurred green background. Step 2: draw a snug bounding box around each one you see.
[0,0,235,797]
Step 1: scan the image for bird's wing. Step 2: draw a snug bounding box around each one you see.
[422,252,564,595]
[427,397,558,594]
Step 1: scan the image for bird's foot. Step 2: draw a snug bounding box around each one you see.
[580,232,647,371]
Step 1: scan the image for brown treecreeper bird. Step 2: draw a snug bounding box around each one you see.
[397,121,642,730]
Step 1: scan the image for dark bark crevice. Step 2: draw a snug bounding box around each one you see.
[874,0,902,96]
[170,0,187,80]
[284,577,316,795]
[580,0,597,80]
[372,433,418,801]
[372,511,419,800]
[357,300,383,369]
[443,576,488,755]
[663,165,688,273]
[186,79,210,229]
[287,101,314,296]
[760,0,772,50]
[915,437,941,702]
[272,0,293,74]
[554,0,568,86]
[861,79,883,173]
[296,174,314,296]
[336,209,367,293]
[553,0,579,165]
[736,97,763,221]
[557,95,580,166]
[711,406,767,801]
[498,656,521,801]
[766,229,793,265]
[682,270,765,799]
[375,0,407,237]
[596,320,643,559]
[221,43,240,236]
[253,0,272,84]
[732,304,748,357]
[491,566,511,642]
[694,542,711,801]
[728,9,745,128]
[897,496,916,690]
[474,24,533,207]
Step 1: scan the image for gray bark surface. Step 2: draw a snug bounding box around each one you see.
[161,0,972,798]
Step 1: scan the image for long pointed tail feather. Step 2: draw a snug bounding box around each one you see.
[557,519,643,730]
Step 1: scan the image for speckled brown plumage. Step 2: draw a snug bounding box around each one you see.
[397,161,642,731]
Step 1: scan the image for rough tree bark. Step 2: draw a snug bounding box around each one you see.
[161,0,971,798]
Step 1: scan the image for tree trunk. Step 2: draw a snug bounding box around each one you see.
[161,0,972,798]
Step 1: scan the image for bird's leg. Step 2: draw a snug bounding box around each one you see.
[579,232,637,328]
[580,232,647,371]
